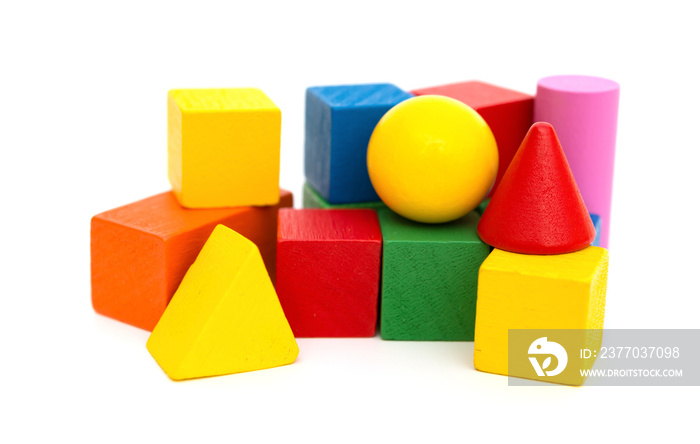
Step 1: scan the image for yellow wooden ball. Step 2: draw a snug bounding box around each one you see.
[367,95,499,223]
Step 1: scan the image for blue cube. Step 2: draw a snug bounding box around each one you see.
[590,213,602,247]
[305,84,413,204]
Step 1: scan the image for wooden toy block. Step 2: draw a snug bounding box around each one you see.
[535,75,620,247]
[590,213,602,247]
[367,95,498,224]
[304,84,413,204]
[91,189,293,331]
[473,246,609,383]
[481,208,603,248]
[411,81,533,197]
[168,88,281,208]
[478,193,602,249]
[478,123,595,254]
[302,182,386,210]
[378,209,491,341]
[275,209,382,337]
[147,225,298,380]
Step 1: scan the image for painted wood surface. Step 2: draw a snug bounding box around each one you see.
[411,80,533,197]
[305,84,413,204]
[478,123,595,254]
[378,209,490,341]
[473,246,609,384]
[535,75,619,247]
[367,95,498,223]
[302,182,385,209]
[91,189,292,331]
[147,225,298,380]
[168,88,281,208]
[276,209,382,337]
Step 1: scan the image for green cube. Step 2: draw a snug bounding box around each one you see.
[303,182,386,209]
[378,209,491,341]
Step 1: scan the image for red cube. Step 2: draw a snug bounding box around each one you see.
[276,209,382,337]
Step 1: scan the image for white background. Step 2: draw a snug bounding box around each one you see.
[2,1,698,442]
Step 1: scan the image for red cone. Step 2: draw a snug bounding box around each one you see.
[477,122,595,254]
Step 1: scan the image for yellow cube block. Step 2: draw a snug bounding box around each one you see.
[168,88,281,208]
[474,246,608,381]
[147,225,298,380]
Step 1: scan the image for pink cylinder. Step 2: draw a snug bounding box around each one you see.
[534,75,620,248]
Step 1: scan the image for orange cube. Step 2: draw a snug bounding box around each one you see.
[91,189,293,331]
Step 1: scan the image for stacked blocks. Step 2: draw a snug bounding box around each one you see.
[478,122,595,255]
[378,209,491,341]
[92,76,618,383]
[91,189,292,331]
[276,209,382,337]
[147,225,299,380]
[304,84,413,204]
[168,88,281,208]
[411,81,533,197]
[474,122,609,385]
[302,182,385,210]
[473,247,609,379]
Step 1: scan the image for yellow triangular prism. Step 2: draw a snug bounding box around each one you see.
[147,224,299,380]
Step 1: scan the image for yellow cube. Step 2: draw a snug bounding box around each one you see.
[474,246,608,381]
[168,88,281,208]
